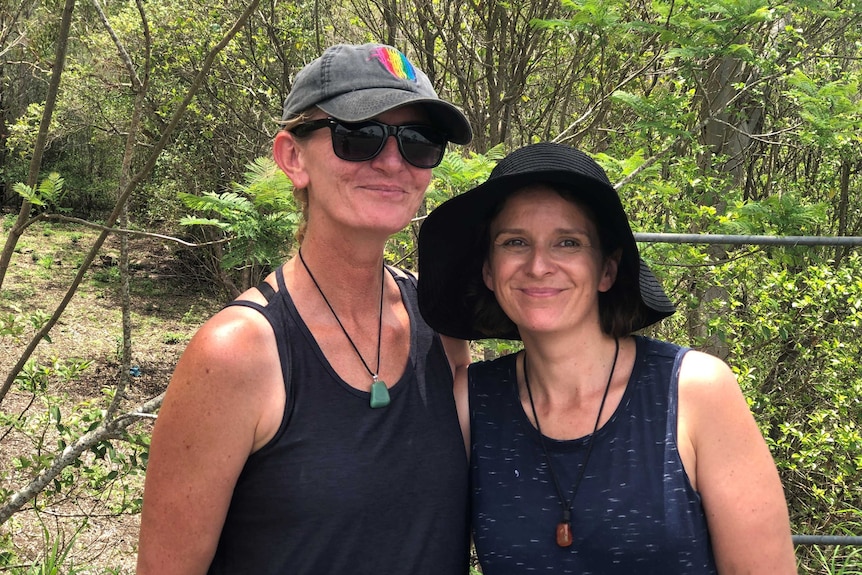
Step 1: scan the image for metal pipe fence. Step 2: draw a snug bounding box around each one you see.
[793,535,862,546]
[634,232,862,247]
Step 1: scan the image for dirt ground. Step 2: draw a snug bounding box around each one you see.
[0,222,223,572]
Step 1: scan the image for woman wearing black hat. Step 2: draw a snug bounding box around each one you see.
[418,143,796,574]
[138,44,473,575]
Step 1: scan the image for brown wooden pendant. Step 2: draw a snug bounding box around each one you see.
[524,340,619,553]
[556,521,573,547]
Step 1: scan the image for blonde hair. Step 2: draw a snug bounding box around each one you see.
[279,110,315,245]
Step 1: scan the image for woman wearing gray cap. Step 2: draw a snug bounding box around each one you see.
[137,44,473,575]
[418,143,796,574]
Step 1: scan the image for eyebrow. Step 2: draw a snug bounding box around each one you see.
[492,227,593,239]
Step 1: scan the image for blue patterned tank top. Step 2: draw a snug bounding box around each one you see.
[469,336,717,574]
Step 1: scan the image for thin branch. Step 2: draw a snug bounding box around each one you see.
[100,0,151,422]
[554,50,664,144]
[0,0,28,50]
[0,33,26,59]
[40,214,230,247]
[709,117,803,146]
[0,394,164,525]
[91,0,143,90]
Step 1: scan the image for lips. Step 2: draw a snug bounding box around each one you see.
[359,184,408,196]
[363,183,405,191]
[520,287,564,298]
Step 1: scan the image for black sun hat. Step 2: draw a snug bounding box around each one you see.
[417,142,676,340]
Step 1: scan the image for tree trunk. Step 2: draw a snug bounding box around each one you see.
[0,0,76,292]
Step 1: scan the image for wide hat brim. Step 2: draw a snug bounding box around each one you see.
[418,143,675,340]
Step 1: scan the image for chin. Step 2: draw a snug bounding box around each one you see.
[378,213,417,232]
[511,319,562,335]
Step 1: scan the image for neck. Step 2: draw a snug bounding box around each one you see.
[299,230,386,271]
[286,246,389,330]
[291,234,387,294]
[303,214,396,263]
[520,331,620,397]
[295,245,393,409]
[520,336,621,442]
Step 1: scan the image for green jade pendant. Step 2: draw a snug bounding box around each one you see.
[370,377,390,408]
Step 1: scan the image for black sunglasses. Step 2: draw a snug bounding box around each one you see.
[290,118,447,169]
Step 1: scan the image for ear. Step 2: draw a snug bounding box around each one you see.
[598,249,622,293]
[273,130,310,190]
[482,260,496,293]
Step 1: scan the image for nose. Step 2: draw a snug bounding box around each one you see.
[525,246,555,276]
[370,134,406,169]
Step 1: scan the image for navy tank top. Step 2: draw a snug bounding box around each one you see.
[469,336,717,575]
[208,266,469,575]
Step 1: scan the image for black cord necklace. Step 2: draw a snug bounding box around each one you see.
[298,249,389,408]
[523,337,619,547]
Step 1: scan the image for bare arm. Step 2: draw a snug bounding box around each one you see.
[679,351,796,575]
[440,335,471,379]
[453,365,470,457]
[136,307,283,575]
[441,335,472,458]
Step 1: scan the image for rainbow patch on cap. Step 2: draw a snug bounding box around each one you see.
[370,46,417,82]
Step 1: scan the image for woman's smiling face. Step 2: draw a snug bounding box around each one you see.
[276,105,435,240]
[482,185,619,336]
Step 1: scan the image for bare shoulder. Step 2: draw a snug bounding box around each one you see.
[679,349,738,392]
[678,349,796,573]
[181,303,275,377]
[677,350,750,426]
[137,302,284,574]
[677,349,760,471]
[167,300,283,445]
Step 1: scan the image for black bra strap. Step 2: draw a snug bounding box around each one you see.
[256,279,277,303]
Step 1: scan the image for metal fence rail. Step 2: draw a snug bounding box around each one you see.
[793,535,862,546]
[634,232,862,247]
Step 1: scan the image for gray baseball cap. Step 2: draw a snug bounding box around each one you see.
[282,43,472,145]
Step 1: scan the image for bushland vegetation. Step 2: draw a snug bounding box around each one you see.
[1,0,860,571]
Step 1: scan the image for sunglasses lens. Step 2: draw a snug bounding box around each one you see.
[328,121,446,168]
[332,123,386,161]
[398,127,446,169]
